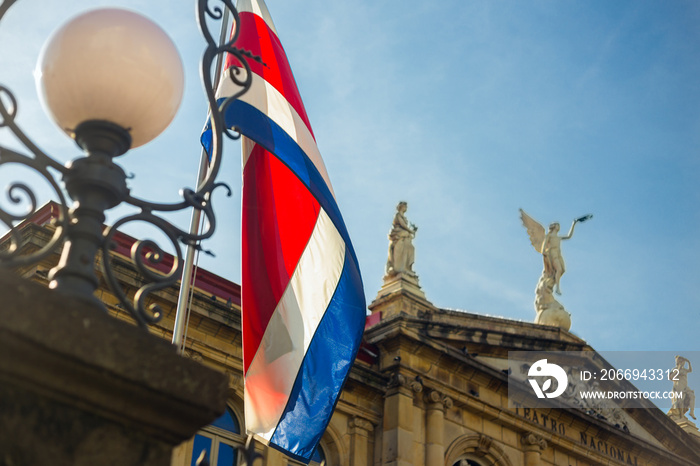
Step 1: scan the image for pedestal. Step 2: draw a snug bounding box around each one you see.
[670,416,700,440]
[369,273,434,320]
[534,305,571,331]
[0,270,228,465]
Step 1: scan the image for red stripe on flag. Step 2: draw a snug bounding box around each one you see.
[226,12,315,138]
[242,144,321,374]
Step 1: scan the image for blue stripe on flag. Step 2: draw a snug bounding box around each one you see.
[203,98,361,266]
[267,249,365,462]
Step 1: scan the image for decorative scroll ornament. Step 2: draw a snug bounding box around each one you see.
[521,432,547,450]
[0,81,69,267]
[427,389,454,409]
[387,370,424,397]
[476,434,493,456]
[348,416,374,434]
[0,0,259,328]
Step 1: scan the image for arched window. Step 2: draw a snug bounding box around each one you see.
[453,460,482,466]
[190,406,244,466]
[445,434,513,466]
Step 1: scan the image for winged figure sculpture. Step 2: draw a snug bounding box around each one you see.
[519,209,592,296]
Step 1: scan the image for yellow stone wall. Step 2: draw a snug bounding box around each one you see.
[8,220,699,466]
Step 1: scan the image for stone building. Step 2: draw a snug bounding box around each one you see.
[2,202,699,466]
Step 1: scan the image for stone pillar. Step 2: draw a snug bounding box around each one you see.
[349,417,374,466]
[425,390,453,466]
[0,270,228,466]
[521,433,547,466]
[382,373,422,466]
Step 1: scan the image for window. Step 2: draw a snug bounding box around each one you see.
[453,460,482,466]
[445,434,512,466]
[310,445,326,465]
[191,406,244,466]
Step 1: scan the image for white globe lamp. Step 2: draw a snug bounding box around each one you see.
[35,8,185,152]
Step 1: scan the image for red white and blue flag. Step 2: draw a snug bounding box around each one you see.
[202,0,366,462]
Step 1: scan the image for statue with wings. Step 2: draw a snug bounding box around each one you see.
[519,209,592,296]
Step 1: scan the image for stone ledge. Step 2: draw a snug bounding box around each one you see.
[0,270,228,465]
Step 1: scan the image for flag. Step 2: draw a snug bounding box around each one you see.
[202,0,366,462]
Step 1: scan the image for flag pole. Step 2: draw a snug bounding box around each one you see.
[172,7,231,353]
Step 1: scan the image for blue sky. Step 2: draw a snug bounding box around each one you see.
[0,0,698,366]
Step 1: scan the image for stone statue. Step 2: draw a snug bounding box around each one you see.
[533,274,570,330]
[520,210,591,330]
[668,355,696,420]
[520,210,592,295]
[385,201,418,277]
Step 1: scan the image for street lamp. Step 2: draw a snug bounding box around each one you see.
[0,3,271,464]
[35,7,185,309]
[36,8,184,149]
[0,0,254,327]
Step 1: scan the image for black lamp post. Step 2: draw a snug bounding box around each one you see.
[0,2,271,464]
[0,0,253,327]
[34,7,187,309]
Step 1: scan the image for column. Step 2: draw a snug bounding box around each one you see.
[382,373,422,466]
[349,417,374,466]
[521,433,547,466]
[425,390,453,466]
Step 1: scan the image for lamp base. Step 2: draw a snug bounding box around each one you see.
[74,120,132,157]
[49,121,131,300]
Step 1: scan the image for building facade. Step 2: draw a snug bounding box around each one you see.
[4,202,700,466]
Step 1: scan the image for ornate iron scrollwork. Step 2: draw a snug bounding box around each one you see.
[0,0,258,328]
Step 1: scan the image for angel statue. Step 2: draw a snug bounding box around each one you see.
[519,209,592,296]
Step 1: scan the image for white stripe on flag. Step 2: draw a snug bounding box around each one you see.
[241,136,255,169]
[244,208,346,439]
[217,72,335,196]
